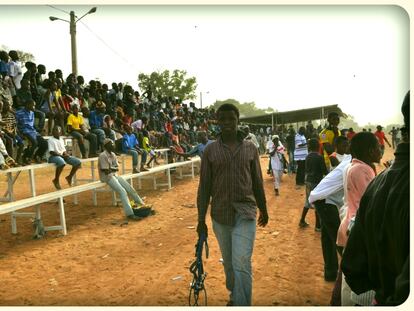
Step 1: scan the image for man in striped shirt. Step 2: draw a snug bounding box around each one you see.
[197,103,268,306]
[294,126,308,187]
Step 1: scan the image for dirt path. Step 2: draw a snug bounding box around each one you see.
[0,145,394,306]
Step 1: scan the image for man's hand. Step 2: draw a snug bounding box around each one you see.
[197,221,208,238]
[258,209,269,227]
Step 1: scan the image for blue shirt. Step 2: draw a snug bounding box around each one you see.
[15,108,37,136]
[89,110,104,128]
[122,133,139,153]
[188,140,213,158]
[0,60,9,75]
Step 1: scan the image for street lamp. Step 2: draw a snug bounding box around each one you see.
[49,7,97,76]
[199,91,209,109]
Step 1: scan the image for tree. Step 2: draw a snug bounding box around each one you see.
[138,69,197,101]
[208,99,277,118]
[0,45,35,63]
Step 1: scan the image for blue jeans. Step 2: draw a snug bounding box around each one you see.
[106,175,144,217]
[124,149,139,168]
[91,128,106,148]
[48,155,81,167]
[212,212,256,306]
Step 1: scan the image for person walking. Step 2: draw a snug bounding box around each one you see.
[269,135,286,196]
[197,103,268,306]
[374,125,391,157]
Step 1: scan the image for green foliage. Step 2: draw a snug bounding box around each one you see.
[16,50,35,63]
[138,69,197,101]
[208,99,277,118]
[0,45,35,63]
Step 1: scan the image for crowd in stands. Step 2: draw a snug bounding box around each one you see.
[0,49,221,171]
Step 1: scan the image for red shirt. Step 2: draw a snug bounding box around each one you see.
[374,130,386,146]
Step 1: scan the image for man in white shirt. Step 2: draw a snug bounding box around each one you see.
[48,126,81,190]
[8,51,23,94]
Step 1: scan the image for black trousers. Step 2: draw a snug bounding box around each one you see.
[295,160,305,185]
[314,200,340,278]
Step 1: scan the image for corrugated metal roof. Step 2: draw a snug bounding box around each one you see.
[240,104,346,125]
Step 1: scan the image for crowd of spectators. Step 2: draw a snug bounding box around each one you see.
[0,49,221,169]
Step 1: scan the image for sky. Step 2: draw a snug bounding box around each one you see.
[0,4,409,126]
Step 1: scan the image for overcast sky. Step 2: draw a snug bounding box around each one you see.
[0,5,409,126]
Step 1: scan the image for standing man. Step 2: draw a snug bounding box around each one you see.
[197,103,268,306]
[319,112,341,171]
[286,126,296,174]
[294,126,308,188]
[374,125,391,157]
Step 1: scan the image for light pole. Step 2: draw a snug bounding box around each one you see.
[49,7,97,76]
[199,91,209,109]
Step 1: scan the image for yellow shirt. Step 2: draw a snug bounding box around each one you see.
[319,128,341,169]
[67,113,84,131]
[142,136,151,152]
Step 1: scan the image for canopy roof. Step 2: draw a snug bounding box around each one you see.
[240,104,346,125]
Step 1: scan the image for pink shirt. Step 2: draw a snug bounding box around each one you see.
[337,159,376,247]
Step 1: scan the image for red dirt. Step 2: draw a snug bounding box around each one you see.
[0,145,394,306]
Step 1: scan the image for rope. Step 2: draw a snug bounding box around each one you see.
[188,234,208,306]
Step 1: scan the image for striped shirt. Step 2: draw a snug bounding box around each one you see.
[197,133,267,226]
[294,133,308,161]
[15,108,37,136]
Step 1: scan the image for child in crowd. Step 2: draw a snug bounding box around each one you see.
[142,130,160,168]
[299,138,328,229]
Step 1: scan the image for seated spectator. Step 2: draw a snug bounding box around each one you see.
[98,138,148,221]
[142,130,160,168]
[15,78,46,134]
[122,124,147,173]
[89,101,114,149]
[47,125,81,190]
[0,136,16,169]
[67,104,98,158]
[1,97,24,164]
[15,99,48,164]
[39,79,65,135]
[174,130,213,159]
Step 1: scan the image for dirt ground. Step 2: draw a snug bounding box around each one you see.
[0,144,394,306]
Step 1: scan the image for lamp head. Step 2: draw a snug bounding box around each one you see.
[49,16,58,21]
